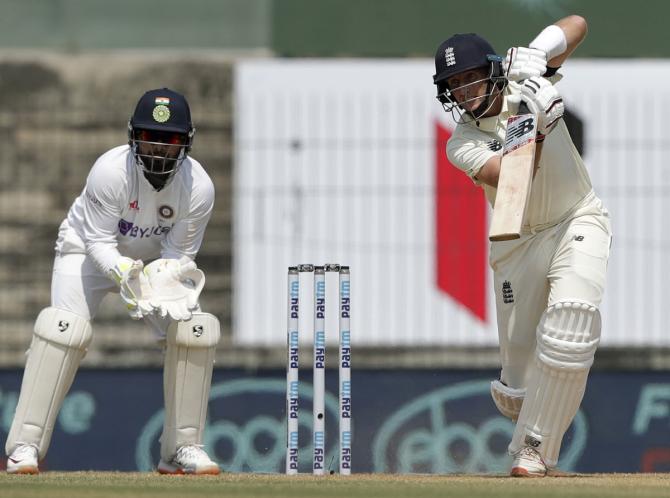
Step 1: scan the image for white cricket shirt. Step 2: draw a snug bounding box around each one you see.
[446,79,594,232]
[55,145,215,276]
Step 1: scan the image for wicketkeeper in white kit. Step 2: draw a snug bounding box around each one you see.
[433,16,611,476]
[5,88,221,475]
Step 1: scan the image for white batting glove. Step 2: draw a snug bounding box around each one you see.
[110,257,154,320]
[518,77,564,136]
[144,257,205,321]
[505,47,547,82]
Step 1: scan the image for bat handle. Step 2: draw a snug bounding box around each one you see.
[518,101,531,115]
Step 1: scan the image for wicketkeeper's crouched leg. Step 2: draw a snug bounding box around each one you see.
[159,312,221,474]
[6,307,92,460]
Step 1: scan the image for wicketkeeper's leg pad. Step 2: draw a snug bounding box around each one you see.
[160,312,221,461]
[5,307,92,459]
[491,380,525,421]
[510,300,601,467]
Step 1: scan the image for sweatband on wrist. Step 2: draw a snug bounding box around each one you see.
[529,25,567,61]
[543,66,560,77]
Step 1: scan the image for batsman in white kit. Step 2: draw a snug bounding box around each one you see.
[433,16,611,476]
[5,88,221,475]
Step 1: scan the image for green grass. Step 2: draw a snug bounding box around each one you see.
[1,472,670,498]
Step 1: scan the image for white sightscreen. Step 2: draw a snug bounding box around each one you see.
[234,59,670,347]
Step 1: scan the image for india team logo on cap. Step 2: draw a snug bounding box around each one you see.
[152,105,170,123]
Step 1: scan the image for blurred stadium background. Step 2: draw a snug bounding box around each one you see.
[0,0,669,474]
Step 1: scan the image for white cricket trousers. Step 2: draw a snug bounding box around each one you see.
[489,196,612,389]
[51,252,170,335]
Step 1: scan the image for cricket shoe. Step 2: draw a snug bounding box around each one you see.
[6,443,39,474]
[510,446,547,477]
[158,445,220,475]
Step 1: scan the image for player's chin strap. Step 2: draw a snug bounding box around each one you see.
[441,71,507,125]
[465,81,506,124]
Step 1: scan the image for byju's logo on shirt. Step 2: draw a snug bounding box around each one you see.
[118,219,170,238]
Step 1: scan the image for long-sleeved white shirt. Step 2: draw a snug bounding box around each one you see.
[55,145,215,276]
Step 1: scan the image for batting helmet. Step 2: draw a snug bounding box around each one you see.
[433,33,503,86]
[432,33,506,119]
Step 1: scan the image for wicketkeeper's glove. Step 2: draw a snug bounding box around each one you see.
[144,257,205,321]
[110,257,154,320]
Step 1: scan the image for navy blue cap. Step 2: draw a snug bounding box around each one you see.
[433,34,499,85]
[130,88,193,134]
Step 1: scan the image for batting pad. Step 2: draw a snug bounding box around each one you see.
[161,312,220,461]
[491,380,525,421]
[510,300,601,467]
[6,307,92,459]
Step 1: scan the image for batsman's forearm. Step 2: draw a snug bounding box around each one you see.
[474,154,503,188]
[548,15,588,67]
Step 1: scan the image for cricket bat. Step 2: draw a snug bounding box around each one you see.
[488,101,538,241]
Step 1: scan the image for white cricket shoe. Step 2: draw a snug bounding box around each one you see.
[6,444,39,474]
[157,445,220,475]
[510,446,547,477]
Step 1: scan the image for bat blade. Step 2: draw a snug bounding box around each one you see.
[488,110,538,242]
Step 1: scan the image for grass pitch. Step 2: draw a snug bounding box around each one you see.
[1,472,669,498]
